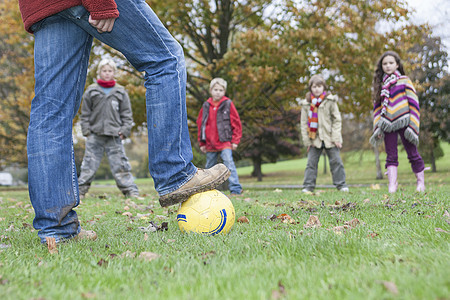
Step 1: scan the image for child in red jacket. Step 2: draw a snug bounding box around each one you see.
[197,78,243,195]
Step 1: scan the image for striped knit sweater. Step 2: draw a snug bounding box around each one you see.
[369,75,420,146]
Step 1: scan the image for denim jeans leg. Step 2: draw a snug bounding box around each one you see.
[303,147,322,191]
[326,147,347,189]
[28,15,93,242]
[205,152,219,169]
[78,134,106,195]
[384,131,399,169]
[106,136,139,195]
[61,1,197,196]
[220,149,242,194]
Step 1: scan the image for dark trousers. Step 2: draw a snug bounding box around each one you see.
[384,127,424,173]
[303,144,347,191]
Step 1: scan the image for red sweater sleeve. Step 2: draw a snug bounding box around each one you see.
[82,0,119,20]
[229,102,242,145]
[196,107,205,146]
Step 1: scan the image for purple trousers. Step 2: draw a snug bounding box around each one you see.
[384,127,424,173]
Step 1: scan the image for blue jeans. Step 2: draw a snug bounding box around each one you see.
[205,149,242,194]
[28,1,196,242]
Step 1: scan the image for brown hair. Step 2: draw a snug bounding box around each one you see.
[372,51,405,104]
[306,75,327,100]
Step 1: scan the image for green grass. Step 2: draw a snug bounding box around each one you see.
[1,146,449,299]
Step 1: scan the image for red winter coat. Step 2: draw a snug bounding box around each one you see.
[19,0,119,33]
[197,97,242,152]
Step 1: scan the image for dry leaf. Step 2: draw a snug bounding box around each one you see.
[138,252,160,261]
[381,281,398,295]
[435,228,450,234]
[237,216,249,223]
[97,259,108,267]
[122,212,133,217]
[144,233,149,241]
[368,232,379,238]
[344,218,360,228]
[363,198,371,204]
[371,184,380,190]
[123,206,130,211]
[120,250,136,258]
[335,200,341,205]
[46,237,58,254]
[277,214,296,224]
[81,292,97,299]
[304,215,322,228]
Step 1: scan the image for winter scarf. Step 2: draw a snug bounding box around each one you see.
[370,71,420,146]
[307,92,326,139]
[97,79,116,88]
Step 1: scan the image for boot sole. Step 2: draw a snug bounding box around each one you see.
[159,169,231,207]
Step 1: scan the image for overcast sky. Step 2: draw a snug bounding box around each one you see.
[406,0,450,64]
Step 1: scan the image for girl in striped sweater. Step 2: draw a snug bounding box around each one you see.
[370,51,425,193]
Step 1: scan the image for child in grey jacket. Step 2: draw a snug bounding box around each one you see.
[78,59,139,198]
[299,75,348,193]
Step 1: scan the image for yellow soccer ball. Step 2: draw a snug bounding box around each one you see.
[176,189,235,235]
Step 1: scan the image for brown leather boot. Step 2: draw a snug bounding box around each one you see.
[159,163,230,207]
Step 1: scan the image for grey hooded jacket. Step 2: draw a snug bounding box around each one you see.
[80,83,133,138]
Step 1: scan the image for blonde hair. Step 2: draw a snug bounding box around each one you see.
[97,58,117,76]
[308,75,327,91]
[210,78,227,91]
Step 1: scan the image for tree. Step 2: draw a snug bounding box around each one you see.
[409,33,449,172]
[0,0,34,168]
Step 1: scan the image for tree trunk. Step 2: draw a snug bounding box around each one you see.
[251,157,263,182]
[323,152,327,174]
[430,144,437,172]
[374,146,383,179]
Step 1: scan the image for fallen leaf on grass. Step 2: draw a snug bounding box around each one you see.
[371,184,380,190]
[120,250,136,258]
[138,252,160,261]
[97,259,108,267]
[5,225,15,232]
[237,216,249,223]
[344,218,361,227]
[0,275,9,285]
[81,292,96,299]
[330,225,351,234]
[122,212,133,217]
[277,214,296,224]
[367,232,379,238]
[46,237,58,254]
[0,244,11,249]
[304,215,322,228]
[380,281,398,295]
[335,200,341,205]
[363,198,371,204]
[271,280,286,299]
[435,228,450,234]
[144,233,149,241]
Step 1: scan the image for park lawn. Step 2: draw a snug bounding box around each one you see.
[0,144,449,299]
[1,186,449,299]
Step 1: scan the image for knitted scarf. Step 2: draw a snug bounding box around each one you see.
[369,71,420,146]
[97,79,116,88]
[307,92,326,139]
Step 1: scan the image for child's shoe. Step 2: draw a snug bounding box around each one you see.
[302,188,313,194]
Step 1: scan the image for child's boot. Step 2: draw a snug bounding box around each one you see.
[415,170,425,192]
[386,166,398,193]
